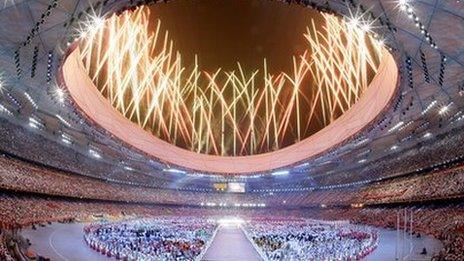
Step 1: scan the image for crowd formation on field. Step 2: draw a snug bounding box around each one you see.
[84,218,216,260]
[248,220,378,260]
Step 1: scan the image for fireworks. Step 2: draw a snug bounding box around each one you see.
[79,6,383,156]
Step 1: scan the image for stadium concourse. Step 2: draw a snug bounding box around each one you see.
[1,0,464,260]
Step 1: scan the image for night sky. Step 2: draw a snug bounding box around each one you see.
[148,0,324,73]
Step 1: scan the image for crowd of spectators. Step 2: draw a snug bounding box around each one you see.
[2,102,464,194]
[0,119,162,186]
[84,218,216,260]
[248,220,378,260]
[1,152,463,209]
[0,154,220,205]
[356,165,464,204]
[438,228,464,260]
[318,127,464,186]
[0,231,15,261]
[0,193,77,230]
[0,193,178,231]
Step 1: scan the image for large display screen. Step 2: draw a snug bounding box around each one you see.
[213,183,228,192]
[227,182,246,193]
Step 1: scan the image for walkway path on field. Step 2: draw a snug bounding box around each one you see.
[202,226,262,261]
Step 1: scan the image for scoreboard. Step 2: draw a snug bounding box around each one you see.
[227,182,246,193]
[213,182,227,191]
